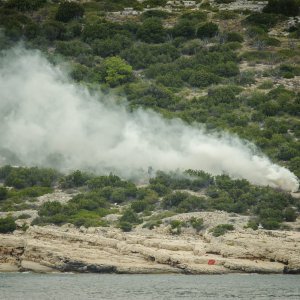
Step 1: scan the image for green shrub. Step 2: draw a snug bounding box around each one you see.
[172,19,196,38]
[258,80,273,90]
[207,85,242,104]
[215,0,235,3]
[261,219,280,230]
[245,13,284,29]
[197,22,219,38]
[0,187,8,200]
[162,192,190,209]
[137,18,166,43]
[121,43,180,69]
[119,209,141,224]
[188,69,220,87]
[190,217,204,232]
[169,219,183,234]
[143,219,162,230]
[263,0,300,17]
[211,224,234,237]
[56,41,91,57]
[144,0,167,7]
[55,1,84,23]
[215,10,238,20]
[110,188,127,204]
[227,32,244,43]
[17,213,31,220]
[0,216,16,233]
[119,221,132,232]
[131,200,149,213]
[102,56,133,87]
[42,21,66,41]
[180,11,207,23]
[141,10,171,20]
[283,207,297,222]
[39,201,63,217]
[92,34,132,58]
[60,170,92,188]
[178,196,208,212]
[245,219,259,230]
[5,0,46,11]
[2,166,60,189]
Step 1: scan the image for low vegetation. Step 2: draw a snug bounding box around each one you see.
[0,0,299,232]
[0,166,298,231]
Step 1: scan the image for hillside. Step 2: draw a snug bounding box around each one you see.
[0,0,299,274]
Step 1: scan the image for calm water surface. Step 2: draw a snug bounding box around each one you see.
[0,273,299,300]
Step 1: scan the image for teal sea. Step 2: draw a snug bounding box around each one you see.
[0,273,299,299]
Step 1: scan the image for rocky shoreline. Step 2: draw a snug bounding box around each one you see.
[1,224,299,275]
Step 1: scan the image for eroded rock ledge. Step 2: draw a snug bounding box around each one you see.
[1,225,299,274]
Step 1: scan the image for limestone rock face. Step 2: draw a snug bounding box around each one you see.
[0,225,299,274]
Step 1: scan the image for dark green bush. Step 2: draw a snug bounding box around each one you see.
[263,0,300,17]
[245,13,284,29]
[119,221,132,232]
[131,200,150,213]
[2,166,60,189]
[119,209,141,224]
[197,22,219,39]
[245,219,259,230]
[121,43,180,69]
[0,187,8,200]
[5,0,46,11]
[188,69,220,87]
[141,10,170,20]
[211,224,234,237]
[283,207,297,222]
[169,219,183,234]
[172,19,196,38]
[92,34,132,58]
[261,219,281,230]
[190,217,204,232]
[56,1,84,23]
[215,0,235,3]
[144,0,167,7]
[42,21,66,41]
[180,11,207,23]
[0,216,16,233]
[39,201,63,217]
[227,32,244,43]
[60,170,92,188]
[142,219,162,230]
[137,18,166,43]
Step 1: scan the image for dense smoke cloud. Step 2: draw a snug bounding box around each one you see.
[0,48,298,191]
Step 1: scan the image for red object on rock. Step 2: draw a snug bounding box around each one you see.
[208,259,216,265]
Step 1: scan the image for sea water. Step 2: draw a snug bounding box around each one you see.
[0,273,299,300]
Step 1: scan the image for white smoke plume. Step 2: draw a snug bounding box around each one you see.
[0,48,298,191]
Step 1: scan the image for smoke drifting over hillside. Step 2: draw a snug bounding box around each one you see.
[0,48,298,191]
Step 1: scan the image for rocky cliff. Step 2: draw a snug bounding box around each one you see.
[1,223,299,274]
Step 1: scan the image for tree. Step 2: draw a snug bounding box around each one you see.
[103,56,133,87]
[55,1,84,23]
